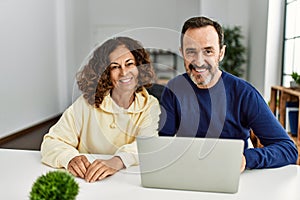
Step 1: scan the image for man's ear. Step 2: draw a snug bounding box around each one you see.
[179,47,183,57]
[219,45,226,62]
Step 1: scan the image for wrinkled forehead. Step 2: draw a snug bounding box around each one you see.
[109,45,134,62]
[182,36,200,49]
[182,27,220,50]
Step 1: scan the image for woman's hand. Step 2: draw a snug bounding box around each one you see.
[67,155,91,179]
[84,156,125,183]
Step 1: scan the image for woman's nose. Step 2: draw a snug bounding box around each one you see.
[120,65,127,76]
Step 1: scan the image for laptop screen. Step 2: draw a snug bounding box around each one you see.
[136,136,244,193]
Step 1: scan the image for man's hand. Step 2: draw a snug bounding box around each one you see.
[84,156,125,183]
[67,155,91,179]
[240,154,246,172]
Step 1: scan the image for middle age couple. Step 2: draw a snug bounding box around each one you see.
[40,16,298,183]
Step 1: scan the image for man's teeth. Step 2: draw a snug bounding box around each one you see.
[195,68,206,72]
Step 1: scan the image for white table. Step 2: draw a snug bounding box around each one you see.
[0,148,299,200]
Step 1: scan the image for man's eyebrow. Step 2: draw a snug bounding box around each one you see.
[203,46,216,51]
[185,47,196,51]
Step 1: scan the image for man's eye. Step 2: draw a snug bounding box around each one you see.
[186,50,196,56]
[204,49,213,55]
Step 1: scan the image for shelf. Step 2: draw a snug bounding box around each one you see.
[148,48,178,85]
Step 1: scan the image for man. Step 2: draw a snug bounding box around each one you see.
[159,16,298,171]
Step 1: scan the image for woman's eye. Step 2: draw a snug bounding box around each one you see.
[126,62,135,67]
[110,65,120,70]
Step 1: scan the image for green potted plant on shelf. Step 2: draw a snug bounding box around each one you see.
[291,71,300,88]
[29,170,79,200]
[220,26,246,77]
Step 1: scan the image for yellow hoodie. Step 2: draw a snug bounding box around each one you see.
[41,87,160,169]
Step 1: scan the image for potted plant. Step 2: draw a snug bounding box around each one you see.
[221,26,246,77]
[29,170,79,200]
[290,72,300,88]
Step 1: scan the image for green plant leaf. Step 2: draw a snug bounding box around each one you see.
[220,26,246,77]
[29,171,79,200]
[291,72,300,84]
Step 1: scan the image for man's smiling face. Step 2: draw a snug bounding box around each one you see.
[181,26,225,88]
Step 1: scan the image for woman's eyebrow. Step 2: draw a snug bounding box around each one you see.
[125,58,134,62]
[109,58,135,66]
[109,62,120,67]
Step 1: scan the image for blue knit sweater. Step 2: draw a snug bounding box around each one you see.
[159,71,298,169]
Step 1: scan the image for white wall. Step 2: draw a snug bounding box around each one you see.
[0,0,61,138]
[200,0,277,100]
[247,0,285,101]
[204,0,284,102]
[0,0,283,139]
[0,0,200,139]
[247,0,269,98]
[200,0,250,79]
[264,0,285,101]
[71,0,201,82]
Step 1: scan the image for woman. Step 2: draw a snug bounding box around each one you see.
[41,37,160,182]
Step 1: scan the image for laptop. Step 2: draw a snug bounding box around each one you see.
[136,136,244,193]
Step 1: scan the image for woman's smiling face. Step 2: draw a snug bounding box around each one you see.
[109,45,139,93]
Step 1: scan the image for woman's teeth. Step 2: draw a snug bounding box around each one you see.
[119,78,131,83]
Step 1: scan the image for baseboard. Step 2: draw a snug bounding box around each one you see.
[0,114,61,145]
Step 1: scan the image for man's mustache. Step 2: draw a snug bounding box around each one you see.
[188,63,211,71]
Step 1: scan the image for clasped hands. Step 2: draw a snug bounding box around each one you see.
[67,155,125,183]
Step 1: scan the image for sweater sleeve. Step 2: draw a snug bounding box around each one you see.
[158,85,179,136]
[115,97,161,168]
[40,104,81,170]
[242,90,298,169]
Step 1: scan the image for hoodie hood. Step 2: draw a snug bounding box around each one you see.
[99,87,151,114]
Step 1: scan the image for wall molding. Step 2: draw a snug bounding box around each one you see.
[0,114,61,145]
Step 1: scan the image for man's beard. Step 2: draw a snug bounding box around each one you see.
[188,63,214,86]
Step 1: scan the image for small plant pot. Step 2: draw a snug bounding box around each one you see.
[290,81,300,89]
[30,171,79,200]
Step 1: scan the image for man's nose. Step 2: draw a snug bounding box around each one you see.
[194,52,205,66]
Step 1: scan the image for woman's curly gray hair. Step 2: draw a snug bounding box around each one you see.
[76,37,155,108]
